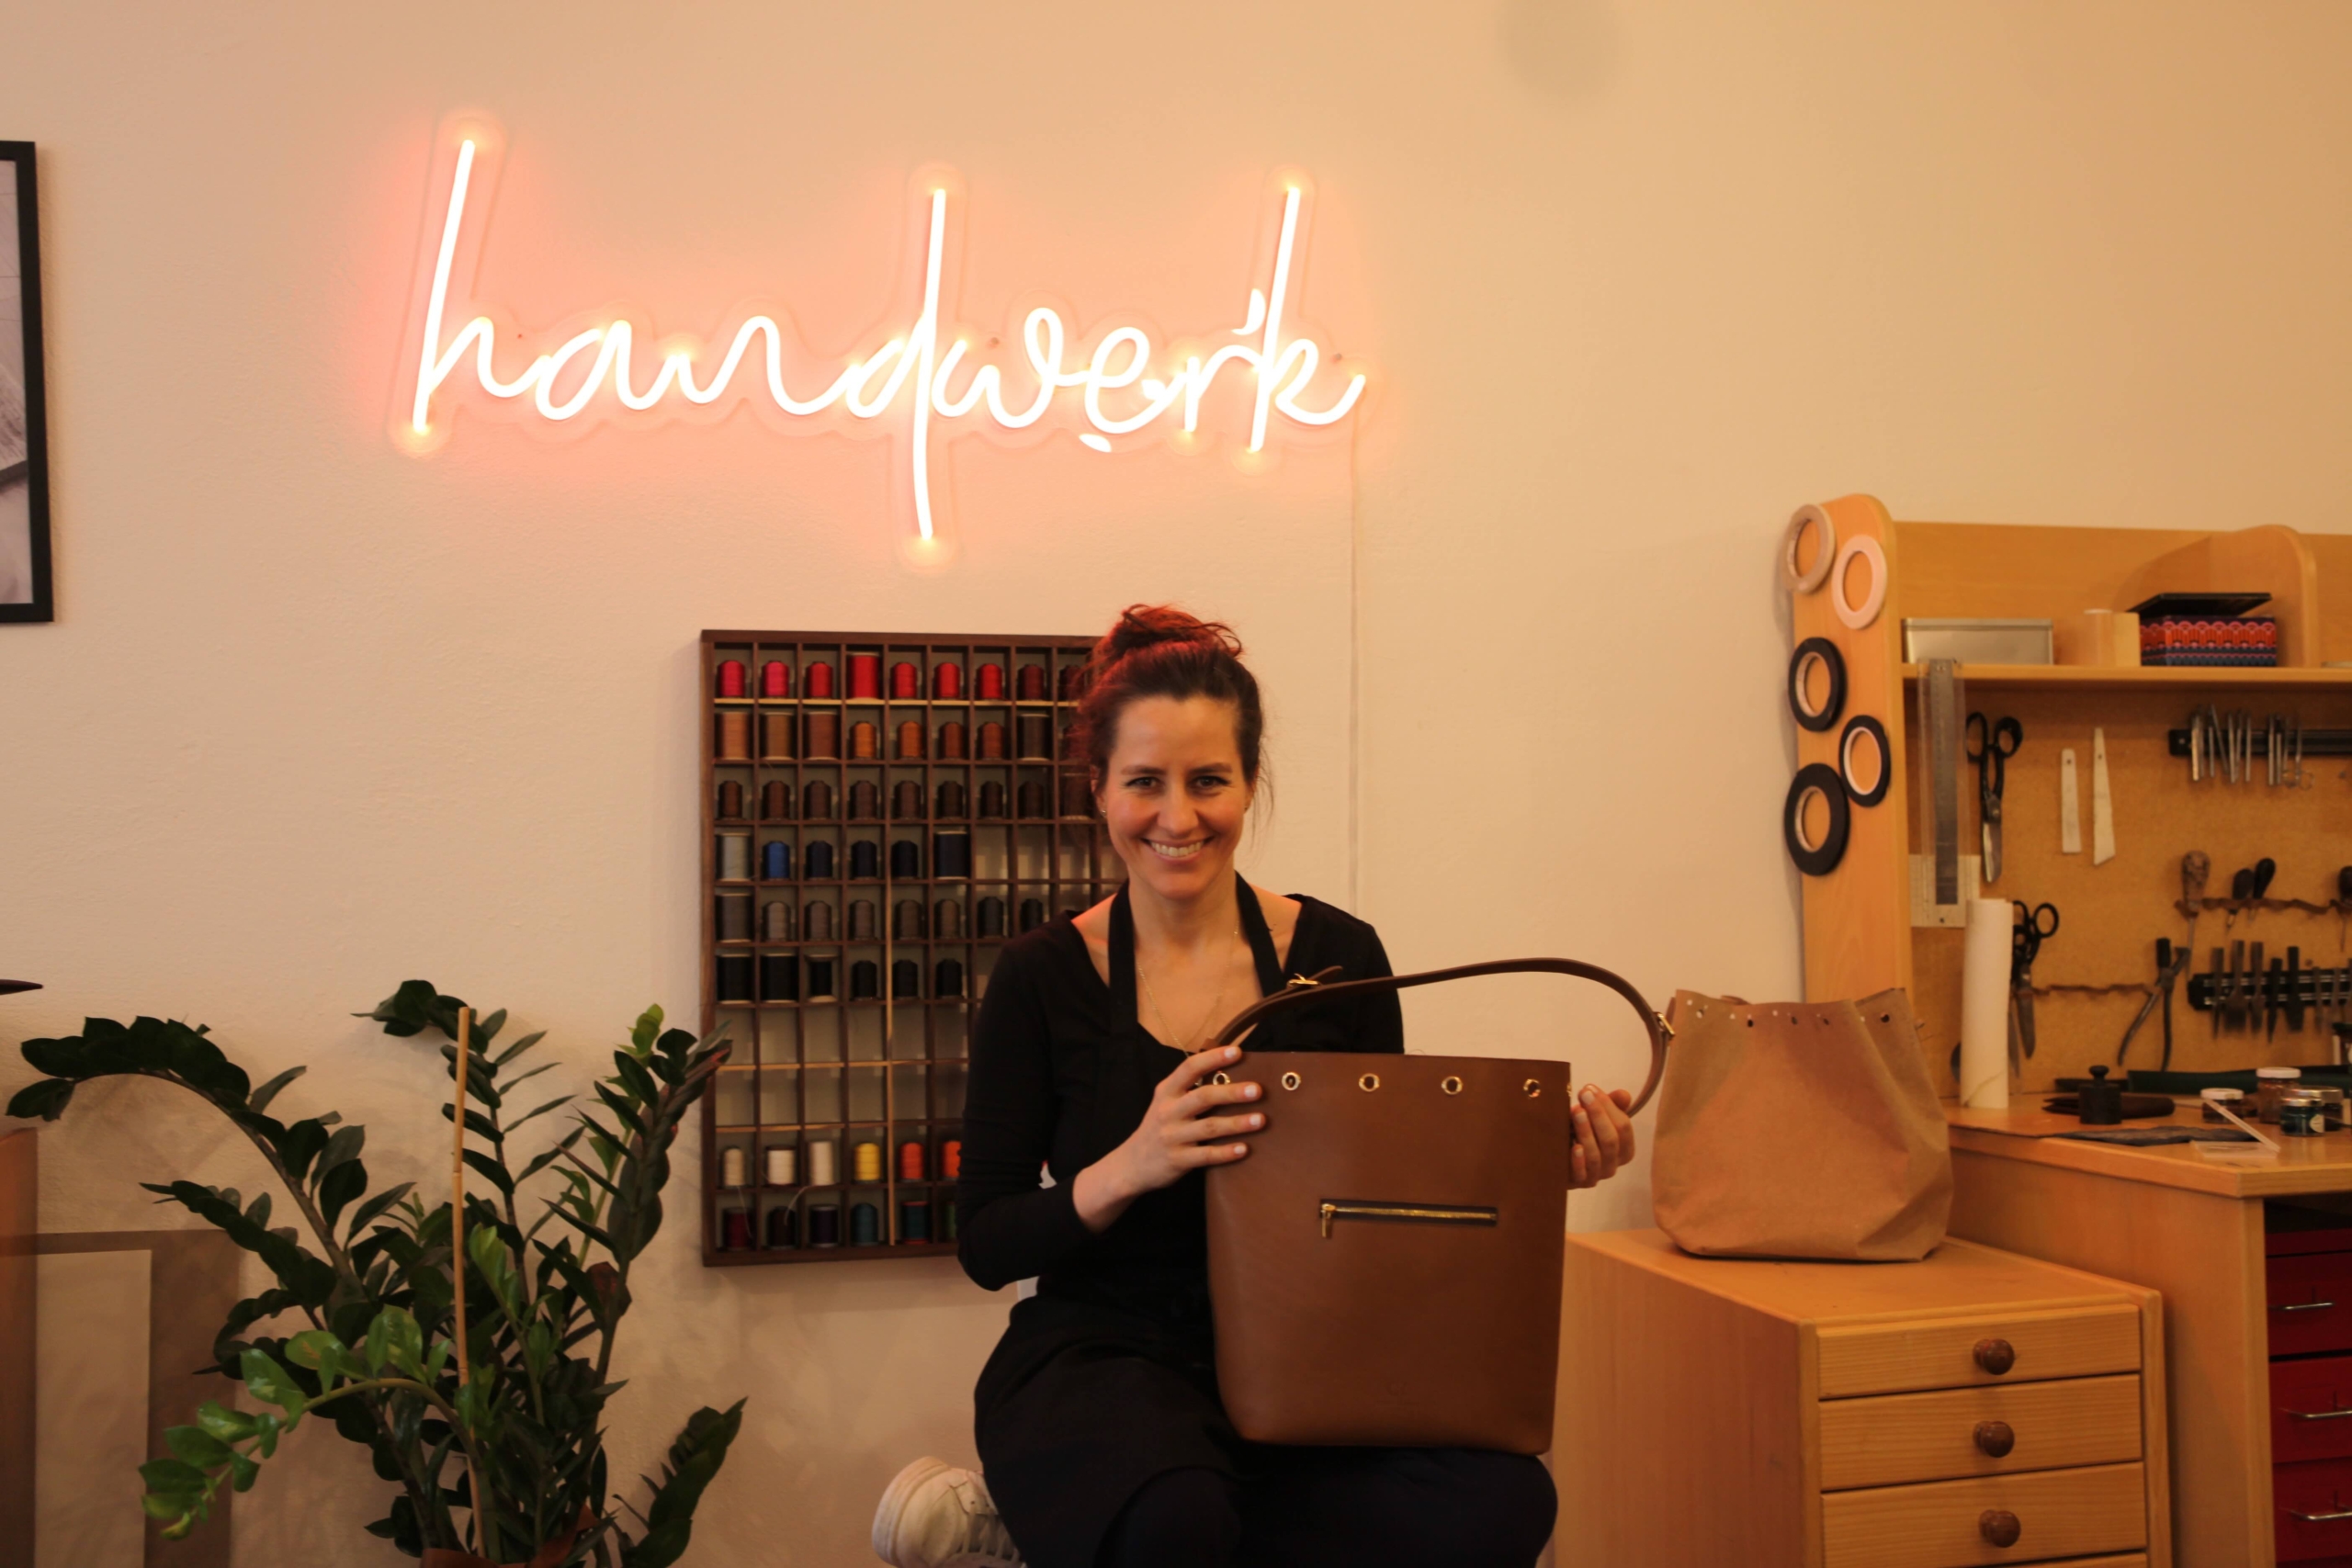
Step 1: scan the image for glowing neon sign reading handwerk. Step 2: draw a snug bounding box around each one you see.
[406,138,1366,553]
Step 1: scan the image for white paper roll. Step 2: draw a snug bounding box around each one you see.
[1960,898,2012,1109]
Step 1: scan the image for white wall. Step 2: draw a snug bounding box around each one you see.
[3,3,2348,1563]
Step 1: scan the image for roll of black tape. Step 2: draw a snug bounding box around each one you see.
[851,961,879,999]
[760,953,798,1001]
[806,958,837,999]
[892,959,921,998]
[891,840,922,878]
[1782,762,1851,876]
[1786,637,1846,733]
[717,954,754,1003]
[1838,715,1891,807]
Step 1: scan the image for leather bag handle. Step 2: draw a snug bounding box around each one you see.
[1211,957,1674,1116]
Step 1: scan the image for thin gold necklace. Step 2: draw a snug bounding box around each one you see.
[1139,926,1243,1053]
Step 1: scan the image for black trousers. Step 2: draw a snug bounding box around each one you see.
[1093,1448,1556,1568]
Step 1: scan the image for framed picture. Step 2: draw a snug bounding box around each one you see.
[0,141,51,623]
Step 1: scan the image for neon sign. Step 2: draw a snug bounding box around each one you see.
[401,129,1367,562]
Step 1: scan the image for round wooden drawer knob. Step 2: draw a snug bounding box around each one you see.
[1973,1420,2016,1458]
[1973,1337,2017,1375]
[1978,1509,2022,1549]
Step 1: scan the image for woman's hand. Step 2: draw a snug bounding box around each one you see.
[1570,1085,1635,1190]
[1071,1044,1262,1233]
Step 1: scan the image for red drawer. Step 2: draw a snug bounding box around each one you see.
[2278,1356,2352,1462]
[2278,1457,2352,1561]
[2272,1253,2352,1358]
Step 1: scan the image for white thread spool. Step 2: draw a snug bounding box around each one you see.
[765,1145,797,1185]
[719,1146,748,1187]
[808,1139,838,1186]
[718,834,752,882]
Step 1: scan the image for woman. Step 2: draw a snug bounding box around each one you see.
[875,606,1638,1568]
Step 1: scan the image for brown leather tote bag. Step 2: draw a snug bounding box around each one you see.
[1202,959,1670,1452]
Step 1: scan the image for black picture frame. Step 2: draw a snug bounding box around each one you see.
[0,141,51,623]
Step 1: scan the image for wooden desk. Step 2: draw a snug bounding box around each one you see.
[1948,1100,2352,1566]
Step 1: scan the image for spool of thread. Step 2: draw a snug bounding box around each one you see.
[891,661,921,698]
[717,660,748,698]
[717,954,753,1002]
[803,900,835,941]
[942,1139,963,1180]
[1960,899,2012,1109]
[1016,782,1046,818]
[721,1146,748,1186]
[894,898,927,939]
[806,958,837,998]
[851,1202,881,1247]
[891,840,922,878]
[1017,715,1052,759]
[942,1199,958,1241]
[934,900,963,939]
[804,660,836,698]
[1058,664,1081,700]
[717,712,752,761]
[899,1200,931,1243]
[978,897,1006,937]
[762,780,793,819]
[933,663,963,698]
[718,780,745,820]
[763,840,792,881]
[893,781,926,818]
[760,953,797,1001]
[1020,898,1046,932]
[808,1139,838,1186]
[804,780,834,819]
[851,841,880,880]
[761,713,795,761]
[808,1202,842,1247]
[848,899,878,940]
[805,712,841,759]
[1017,664,1047,701]
[850,960,880,999]
[718,834,752,881]
[854,1141,884,1182]
[978,722,1008,760]
[762,660,792,698]
[717,894,752,941]
[765,1145,797,1185]
[764,1205,797,1248]
[805,840,835,879]
[975,663,1006,699]
[763,900,794,941]
[899,1140,925,1180]
[850,780,880,818]
[978,782,1007,818]
[1059,776,1092,818]
[933,833,972,878]
[893,959,921,998]
[848,654,882,698]
[721,1206,753,1251]
[849,722,879,760]
[937,780,967,817]
[896,719,925,759]
[935,958,965,997]
[936,720,968,760]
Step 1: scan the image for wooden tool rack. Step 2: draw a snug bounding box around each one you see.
[1791,500,2352,1095]
[697,629,1119,1267]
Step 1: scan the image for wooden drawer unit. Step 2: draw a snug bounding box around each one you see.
[1558,1230,2169,1568]
[2276,1455,2352,1562]
[2276,1355,2352,1464]
[2270,1251,2352,1359]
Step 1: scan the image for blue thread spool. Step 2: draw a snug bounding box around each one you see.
[763,840,792,881]
[805,840,835,879]
[893,960,921,999]
[899,1200,931,1243]
[760,953,797,1001]
[933,832,971,878]
[935,958,965,997]
[891,840,922,878]
[851,1202,881,1246]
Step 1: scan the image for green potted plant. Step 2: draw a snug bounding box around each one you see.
[9,980,742,1567]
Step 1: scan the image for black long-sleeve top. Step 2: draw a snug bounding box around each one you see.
[956,880,1404,1314]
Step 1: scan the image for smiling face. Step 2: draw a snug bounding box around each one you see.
[1096,694,1255,906]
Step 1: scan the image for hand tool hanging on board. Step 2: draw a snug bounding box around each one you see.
[2289,948,2305,1033]
[2090,728,2115,865]
[2209,947,2227,1037]
[2010,900,2058,1058]
[2060,750,2082,854]
[1967,712,2022,884]
[1926,660,1964,905]
[2252,942,2267,1035]
[2117,937,2189,1066]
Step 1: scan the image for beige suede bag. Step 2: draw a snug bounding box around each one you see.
[1651,988,1951,1261]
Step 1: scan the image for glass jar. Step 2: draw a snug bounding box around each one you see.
[2256,1066,2305,1123]
[2202,1087,2248,1123]
[2279,1093,2329,1138]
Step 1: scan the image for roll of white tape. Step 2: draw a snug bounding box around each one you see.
[1960,898,2012,1108]
[1781,503,1837,593]
[1832,534,1887,630]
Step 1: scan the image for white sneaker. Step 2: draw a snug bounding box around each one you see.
[872,1456,1024,1568]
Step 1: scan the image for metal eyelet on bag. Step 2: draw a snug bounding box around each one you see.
[1281,1072,1301,1091]
[1441,1076,1464,1096]
[1523,1079,1543,1098]
[1358,1073,1380,1092]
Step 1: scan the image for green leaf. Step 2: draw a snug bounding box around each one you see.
[165,1425,234,1468]
[5,1078,74,1122]
[377,1306,425,1380]
[359,979,445,1038]
[628,1005,663,1055]
[228,1451,260,1492]
[621,1401,745,1568]
[240,1348,308,1416]
[245,1065,307,1113]
[492,1028,548,1068]
[283,1328,354,1383]
[318,1157,368,1230]
[196,1403,260,1443]
[462,1147,517,1198]
[342,1180,415,1239]
[312,1123,366,1181]
[139,1456,209,1495]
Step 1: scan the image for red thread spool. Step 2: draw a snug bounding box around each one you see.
[1017,664,1047,701]
[896,720,925,760]
[850,722,879,760]
[849,654,882,698]
[937,720,968,759]
[976,663,1006,699]
[721,1206,754,1251]
[891,661,921,698]
[941,1140,963,1180]
[1058,665,1081,700]
[977,722,1007,760]
[933,663,963,699]
[717,660,747,698]
[716,712,752,761]
[762,660,792,698]
[804,660,836,698]
[899,1141,925,1181]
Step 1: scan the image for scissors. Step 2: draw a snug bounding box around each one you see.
[2010,900,2059,1059]
[1966,713,2023,883]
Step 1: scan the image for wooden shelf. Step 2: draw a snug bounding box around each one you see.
[1901,663,2352,692]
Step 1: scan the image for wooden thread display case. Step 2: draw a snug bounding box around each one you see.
[698,629,1120,1266]
[1791,499,2352,1093]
